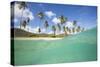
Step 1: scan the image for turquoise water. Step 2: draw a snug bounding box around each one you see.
[13,28,97,65]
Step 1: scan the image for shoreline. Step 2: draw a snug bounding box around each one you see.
[12,37,63,40]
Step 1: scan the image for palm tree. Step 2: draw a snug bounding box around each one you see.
[76,26,81,32]
[72,27,75,33]
[68,28,71,34]
[37,12,45,33]
[58,15,67,35]
[18,2,27,9]
[37,12,44,20]
[57,23,61,31]
[73,20,77,26]
[66,27,69,34]
[81,27,85,32]
[27,17,30,23]
[26,17,30,31]
[52,25,56,37]
[38,28,41,34]
[57,23,61,34]
[21,17,30,30]
[73,20,77,33]
[44,20,49,32]
[58,15,67,24]
[18,2,27,29]
[63,26,67,35]
[22,20,27,29]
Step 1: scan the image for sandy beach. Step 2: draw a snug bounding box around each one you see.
[13,37,63,40]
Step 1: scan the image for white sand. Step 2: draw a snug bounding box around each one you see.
[13,37,63,40]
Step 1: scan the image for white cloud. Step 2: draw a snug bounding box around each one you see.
[14,2,34,21]
[65,21,74,28]
[45,11,56,18]
[42,28,46,33]
[56,30,64,35]
[47,31,53,34]
[52,17,60,24]
[47,30,64,35]
[14,18,18,23]
[14,3,22,18]
[22,9,34,20]
[32,26,39,33]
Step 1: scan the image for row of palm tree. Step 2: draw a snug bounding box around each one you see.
[16,2,85,37]
[18,2,28,29]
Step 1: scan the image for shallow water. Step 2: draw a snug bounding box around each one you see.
[12,28,97,65]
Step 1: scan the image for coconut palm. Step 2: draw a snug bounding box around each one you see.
[57,23,61,31]
[38,28,41,34]
[26,17,30,31]
[52,25,56,37]
[18,2,27,29]
[18,2,27,9]
[63,26,67,35]
[76,26,81,32]
[21,17,30,29]
[58,15,67,35]
[66,27,69,34]
[72,20,77,33]
[58,15,67,24]
[44,20,49,32]
[72,27,75,33]
[57,23,61,34]
[37,12,44,20]
[81,27,85,32]
[37,12,45,33]
[22,20,27,28]
[68,28,71,34]
[73,20,77,26]
[27,17,30,23]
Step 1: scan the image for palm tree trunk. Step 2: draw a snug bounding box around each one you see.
[54,31,56,37]
[20,9,24,29]
[65,30,67,35]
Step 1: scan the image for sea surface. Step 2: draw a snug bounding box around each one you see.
[12,27,97,65]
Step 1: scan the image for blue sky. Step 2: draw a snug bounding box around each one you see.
[12,2,97,34]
